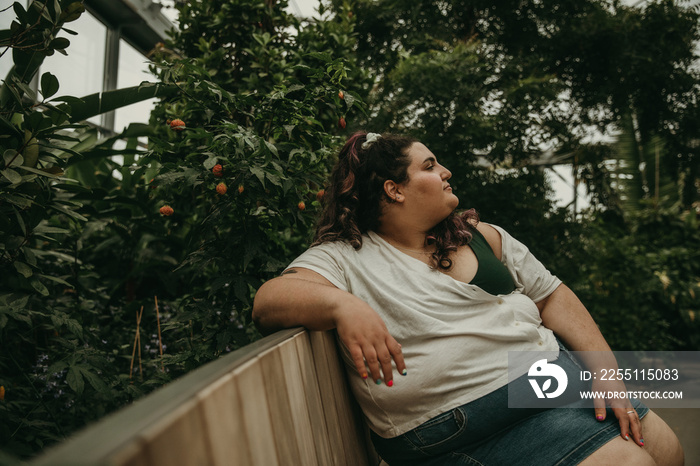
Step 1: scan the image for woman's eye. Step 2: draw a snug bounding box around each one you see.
[427,164,434,170]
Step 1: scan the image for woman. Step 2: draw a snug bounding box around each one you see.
[253,132,683,465]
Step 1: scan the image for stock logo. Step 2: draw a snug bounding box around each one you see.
[528,359,568,399]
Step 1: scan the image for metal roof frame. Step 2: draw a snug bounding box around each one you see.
[84,0,176,56]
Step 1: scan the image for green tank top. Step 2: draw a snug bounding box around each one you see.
[468,228,516,295]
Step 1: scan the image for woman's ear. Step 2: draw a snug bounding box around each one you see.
[383,180,403,202]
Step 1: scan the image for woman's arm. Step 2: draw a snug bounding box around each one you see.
[252,267,405,385]
[536,284,610,352]
[537,285,644,446]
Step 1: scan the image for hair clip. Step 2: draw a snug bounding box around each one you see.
[361,132,382,149]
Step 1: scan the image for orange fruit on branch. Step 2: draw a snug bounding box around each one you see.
[159,205,174,216]
[169,119,186,131]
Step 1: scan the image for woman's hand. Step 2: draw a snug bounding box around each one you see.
[253,267,406,385]
[537,285,644,446]
[333,299,406,386]
[591,378,644,446]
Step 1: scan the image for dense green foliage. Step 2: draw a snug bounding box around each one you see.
[0,0,357,457]
[0,0,149,456]
[143,0,362,371]
[335,0,700,349]
[0,0,699,460]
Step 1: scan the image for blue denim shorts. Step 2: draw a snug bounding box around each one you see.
[371,342,649,466]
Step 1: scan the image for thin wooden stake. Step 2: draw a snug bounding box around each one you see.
[154,296,164,371]
[137,320,143,380]
[129,306,144,381]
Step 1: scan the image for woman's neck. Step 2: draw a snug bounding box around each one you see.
[376,224,432,251]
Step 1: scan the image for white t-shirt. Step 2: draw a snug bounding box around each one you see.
[287,224,562,438]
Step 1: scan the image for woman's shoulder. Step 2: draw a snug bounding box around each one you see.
[475,222,503,260]
[310,237,363,253]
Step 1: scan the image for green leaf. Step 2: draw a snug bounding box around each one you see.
[47,360,68,376]
[0,115,21,137]
[39,250,80,263]
[38,274,71,287]
[65,317,82,336]
[203,155,218,170]
[2,294,29,310]
[250,166,265,187]
[54,83,178,123]
[156,168,199,186]
[3,194,32,208]
[344,92,356,108]
[13,207,26,235]
[79,366,110,395]
[22,247,37,266]
[11,76,37,101]
[1,168,22,184]
[66,366,84,395]
[285,84,304,94]
[288,148,304,161]
[17,165,61,178]
[13,2,27,22]
[40,72,60,99]
[49,203,87,221]
[3,149,21,167]
[30,278,49,296]
[53,183,92,193]
[266,172,282,187]
[50,37,70,50]
[33,224,70,234]
[30,1,52,22]
[14,261,32,278]
[60,2,85,22]
[264,140,278,157]
[26,111,51,131]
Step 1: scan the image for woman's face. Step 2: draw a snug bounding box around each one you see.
[397,142,459,224]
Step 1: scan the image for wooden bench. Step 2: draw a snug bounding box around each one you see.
[31,328,381,466]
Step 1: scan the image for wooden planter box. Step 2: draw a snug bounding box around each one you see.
[31,329,380,466]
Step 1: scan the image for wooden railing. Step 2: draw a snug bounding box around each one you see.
[31,328,380,466]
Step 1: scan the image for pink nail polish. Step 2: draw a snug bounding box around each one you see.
[387,380,394,387]
[596,415,604,421]
[361,372,368,379]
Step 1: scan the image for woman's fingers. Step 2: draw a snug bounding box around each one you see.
[345,336,405,386]
[349,346,369,381]
[614,407,644,446]
[362,344,383,383]
[388,337,406,378]
[361,338,404,386]
[624,408,644,446]
[593,396,606,421]
[335,303,406,385]
[378,350,394,386]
